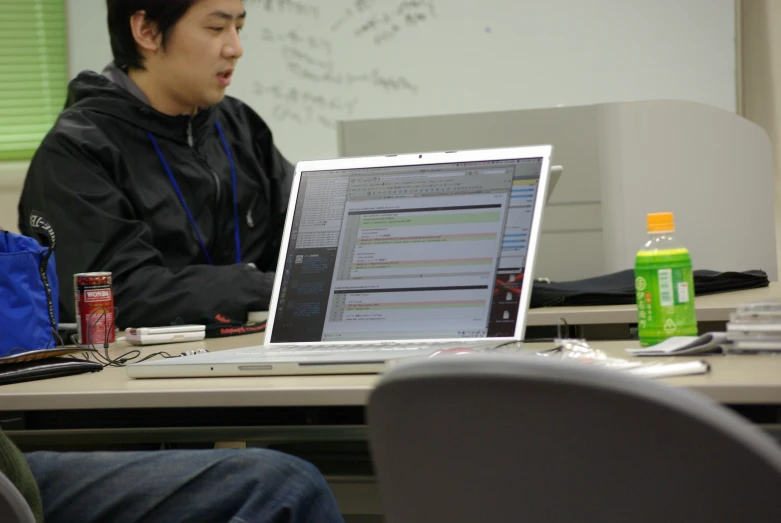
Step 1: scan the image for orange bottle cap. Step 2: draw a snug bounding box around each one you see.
[647,212,675,233]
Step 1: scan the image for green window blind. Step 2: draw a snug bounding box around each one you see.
[0,0,68,161]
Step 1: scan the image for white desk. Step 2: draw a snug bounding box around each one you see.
[2,333,781,415]
[2,284,780,445]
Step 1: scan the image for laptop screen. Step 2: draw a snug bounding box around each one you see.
[269,156,545,343]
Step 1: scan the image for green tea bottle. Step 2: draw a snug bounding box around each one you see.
[634,212,697,346]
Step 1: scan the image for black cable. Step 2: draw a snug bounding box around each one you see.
[557,317,570,339]
[135,351,177,363]
[6,326,66,358]
[489,317,572,353]
[51,327,65,348]
[490,337,557,350]
[63,305,179,368]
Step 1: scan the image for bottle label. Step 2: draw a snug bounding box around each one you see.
[658,269,674,306]
[634,259,697,344]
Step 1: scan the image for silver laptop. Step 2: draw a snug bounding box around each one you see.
[127,146,554,378]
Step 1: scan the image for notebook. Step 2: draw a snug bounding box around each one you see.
[127,145,554,378]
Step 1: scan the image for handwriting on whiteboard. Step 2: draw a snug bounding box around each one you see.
[247,0,437,129]
[253,82,359,129]
[281,45,419,93]
[259,28,333,56]
[244,0,320,20]
[333,0,437,45]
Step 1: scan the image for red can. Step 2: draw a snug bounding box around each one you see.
[74,272,115,347]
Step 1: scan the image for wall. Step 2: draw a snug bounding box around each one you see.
[740,1,781,274]
[63,0,736,163]
[66,0,112,77]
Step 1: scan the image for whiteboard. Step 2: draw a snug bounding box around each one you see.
[68,0,737,163]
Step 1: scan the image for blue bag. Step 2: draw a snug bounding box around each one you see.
[0,212,59,356]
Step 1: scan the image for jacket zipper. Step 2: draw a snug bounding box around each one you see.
[188,119,221,206]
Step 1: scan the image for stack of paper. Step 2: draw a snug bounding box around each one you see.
[726,301,781,352]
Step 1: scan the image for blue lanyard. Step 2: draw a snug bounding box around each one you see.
[148,121,242,265]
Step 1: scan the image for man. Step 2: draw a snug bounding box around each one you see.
[19,0,291,329]
[11,1,345,521]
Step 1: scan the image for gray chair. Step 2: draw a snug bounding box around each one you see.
[0,472,35,523]
[367,354,781,522]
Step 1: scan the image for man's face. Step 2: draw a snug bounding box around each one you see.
[152,0,245,113]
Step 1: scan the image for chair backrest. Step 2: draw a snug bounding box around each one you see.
[0,472,36,523]
[367,354,781,523]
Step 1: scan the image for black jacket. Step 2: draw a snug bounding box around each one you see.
[18,72,293,328]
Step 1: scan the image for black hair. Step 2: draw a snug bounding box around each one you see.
[106,0,196,70]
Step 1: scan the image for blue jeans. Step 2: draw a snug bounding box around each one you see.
[24,448,345,523]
